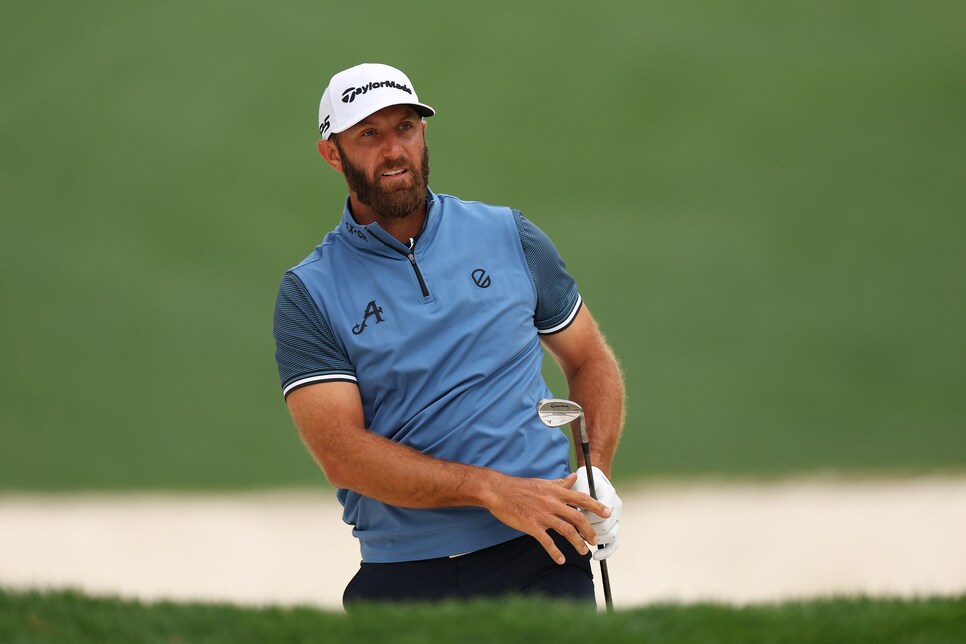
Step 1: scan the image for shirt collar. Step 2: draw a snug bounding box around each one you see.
[337,189,440,257]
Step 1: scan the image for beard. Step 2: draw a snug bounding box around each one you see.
[336,140,430,220]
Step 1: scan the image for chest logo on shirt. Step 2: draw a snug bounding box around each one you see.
[472,268,491,289]
[352,300,385,335]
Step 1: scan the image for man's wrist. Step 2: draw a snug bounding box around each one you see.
[468,467,505,511]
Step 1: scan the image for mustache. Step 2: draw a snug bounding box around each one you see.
[376,157,414,175]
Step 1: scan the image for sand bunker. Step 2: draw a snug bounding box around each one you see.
[2,477,964,610]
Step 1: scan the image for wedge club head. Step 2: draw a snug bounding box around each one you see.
[536,398,588,443]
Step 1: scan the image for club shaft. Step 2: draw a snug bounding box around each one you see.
[581,443,598,498]
[580,439,614,612]
[599,560,612,608]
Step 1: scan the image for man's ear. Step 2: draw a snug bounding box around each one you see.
[318,139,343,174]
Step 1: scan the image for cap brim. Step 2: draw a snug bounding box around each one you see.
[330,101,436,136]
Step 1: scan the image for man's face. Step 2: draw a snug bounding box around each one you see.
[332,105,430,220]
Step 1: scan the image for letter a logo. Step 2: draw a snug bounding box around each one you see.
[352,300,385,335]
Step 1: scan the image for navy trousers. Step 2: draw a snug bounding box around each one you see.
[343,530,595,606]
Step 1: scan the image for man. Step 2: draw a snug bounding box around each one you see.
[274,63,625,605]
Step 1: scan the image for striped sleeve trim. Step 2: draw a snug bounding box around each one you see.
[537,294,582,335]
[283,373,358,398]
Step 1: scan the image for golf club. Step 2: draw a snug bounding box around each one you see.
[536,398,614,612]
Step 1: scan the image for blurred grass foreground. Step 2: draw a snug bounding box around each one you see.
[1,590,966,644]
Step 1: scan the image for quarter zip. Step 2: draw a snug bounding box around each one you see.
[407,237,430,297]
[371,231,430,297]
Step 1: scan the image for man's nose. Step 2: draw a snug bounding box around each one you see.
[380,131,404,158]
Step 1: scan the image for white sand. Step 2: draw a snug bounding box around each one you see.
[2,477,964,610]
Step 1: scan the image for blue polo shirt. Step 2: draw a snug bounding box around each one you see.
[274,190,582,562]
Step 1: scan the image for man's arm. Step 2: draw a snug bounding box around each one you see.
[286,382,610,564]
[540,306,625,476]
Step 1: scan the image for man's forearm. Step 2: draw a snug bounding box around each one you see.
[565,344,625,475]
[298,421,502,509]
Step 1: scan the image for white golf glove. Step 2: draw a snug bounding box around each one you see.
[572,466,622,560]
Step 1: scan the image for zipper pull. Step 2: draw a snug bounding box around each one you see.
[408,237,416,261]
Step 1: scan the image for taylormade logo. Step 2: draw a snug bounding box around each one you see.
[341,80,413,104]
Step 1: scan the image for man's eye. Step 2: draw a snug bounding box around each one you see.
[399,122,413,130]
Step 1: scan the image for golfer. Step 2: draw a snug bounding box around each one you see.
[274,63,625,605]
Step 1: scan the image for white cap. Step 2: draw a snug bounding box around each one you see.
[318,63,435,140]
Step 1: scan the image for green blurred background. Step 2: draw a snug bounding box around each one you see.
[1,1,963,490]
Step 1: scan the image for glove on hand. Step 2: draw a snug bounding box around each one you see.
[572,465,622,560]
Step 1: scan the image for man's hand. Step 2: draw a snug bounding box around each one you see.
[483,472,612,565]
[572,466,622,560]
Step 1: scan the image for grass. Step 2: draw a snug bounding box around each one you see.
[2,588,965,643]
[1,0,964,489]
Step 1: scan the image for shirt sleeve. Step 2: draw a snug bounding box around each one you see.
[512,210,582,334]
[273,271,356,398]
